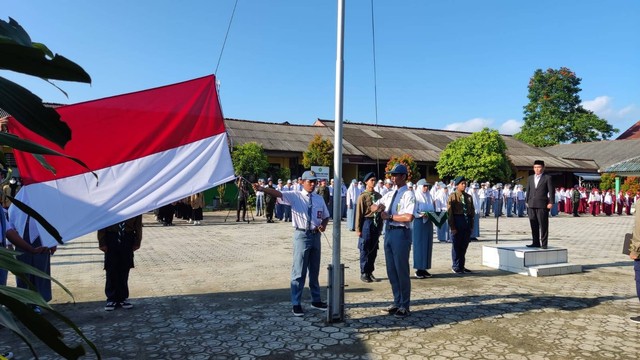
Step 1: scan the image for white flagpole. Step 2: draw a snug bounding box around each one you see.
[328,0,345,323]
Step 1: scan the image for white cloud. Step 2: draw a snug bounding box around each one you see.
[582,95,612,115]
[499,119,523,135]
[581,95,639,121]
[618,104,636,117]
[444,118,493,132]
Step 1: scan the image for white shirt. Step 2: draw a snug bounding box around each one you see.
[7,206,41,244]
[534,174,542,188]
[375,186,416,227]
[281,190,330,230]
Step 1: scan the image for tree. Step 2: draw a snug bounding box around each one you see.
[0,17,99,359]
[302,134,332,168]
[385,154,420,183]
[621,176,640,194]
[436,128,512,183]
[599,173,616,192]
[231,142,269,181]
[514,67,617,147]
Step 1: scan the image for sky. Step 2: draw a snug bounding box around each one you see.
[4,0,639,136]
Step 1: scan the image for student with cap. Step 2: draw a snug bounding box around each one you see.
[371,164,416,318]
[571,184,581,217]
[413,179,435,278]
[525,160,555,249]
[448,176,475,274]
[355,172,383,283]
[254,170,330,317]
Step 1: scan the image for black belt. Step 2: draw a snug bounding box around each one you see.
[388,225,407,230]
[295,227,320,234]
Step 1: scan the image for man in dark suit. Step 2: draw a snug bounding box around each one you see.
[525,160,555,249]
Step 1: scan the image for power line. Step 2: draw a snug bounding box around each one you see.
[215,0,240,75]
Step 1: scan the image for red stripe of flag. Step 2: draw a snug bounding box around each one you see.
[10,75,225,184]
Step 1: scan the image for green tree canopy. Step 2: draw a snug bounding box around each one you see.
[231,142,269,180]
[385,154,420,183]
[599,173,616,192]
[302,134,332,168]
[436,128,512,183]
[514,67,617,147]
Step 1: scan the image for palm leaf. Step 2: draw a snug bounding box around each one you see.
[0,132,96,180]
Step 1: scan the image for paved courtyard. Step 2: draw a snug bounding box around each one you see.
[2,210,639,359]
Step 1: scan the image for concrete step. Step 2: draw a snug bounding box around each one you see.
[527,263,583,277]
[482,243,582,277]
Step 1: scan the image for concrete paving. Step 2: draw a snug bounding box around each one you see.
[1,210,639,359]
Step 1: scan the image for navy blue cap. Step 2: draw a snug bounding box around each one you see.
[453,176,466,186]
[386,164,408,175]
[363,172,376,182]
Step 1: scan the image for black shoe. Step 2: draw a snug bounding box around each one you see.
[119,300,133,309]
[541,245,548,249]
[360,273,373,283]
[451,268,464,274]
[630,315,640,323]
[462,268,472,273]
[292,305,304,317]
[368,273,377,282]
[415,270,426,279]
[394,307,410,318]
[573,214,580,217]
[311,301,327,310]
[526,244,541,248]
[383,305,398,314]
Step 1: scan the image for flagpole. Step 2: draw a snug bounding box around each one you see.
[328,0,345,323]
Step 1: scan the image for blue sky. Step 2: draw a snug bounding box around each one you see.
[4,0,639,136]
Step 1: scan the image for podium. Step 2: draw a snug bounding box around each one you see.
[482,244,582,277]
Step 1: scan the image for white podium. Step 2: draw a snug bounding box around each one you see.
[482,244,582,277]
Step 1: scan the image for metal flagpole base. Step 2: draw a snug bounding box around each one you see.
[326,264,345,323]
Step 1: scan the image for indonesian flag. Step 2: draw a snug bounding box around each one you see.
[9,75,235,247]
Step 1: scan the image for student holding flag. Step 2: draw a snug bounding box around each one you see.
[254,170,330,317]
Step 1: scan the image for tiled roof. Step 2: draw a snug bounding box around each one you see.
[223,118,364,156]
[313,119,597,171]
[544,139,640,171]
[616,120,640,140]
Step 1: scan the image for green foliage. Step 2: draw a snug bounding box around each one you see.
[436,128,512,183]
[217,183,226,199]
[276,167,291,182]
[599,173,616,192]
[385,154,420,183]
[514,67,617,147]
[231,142,269,180]
[302,134,333,168]
[0,17,99,359]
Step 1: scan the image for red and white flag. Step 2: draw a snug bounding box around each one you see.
[9,75,235,247]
